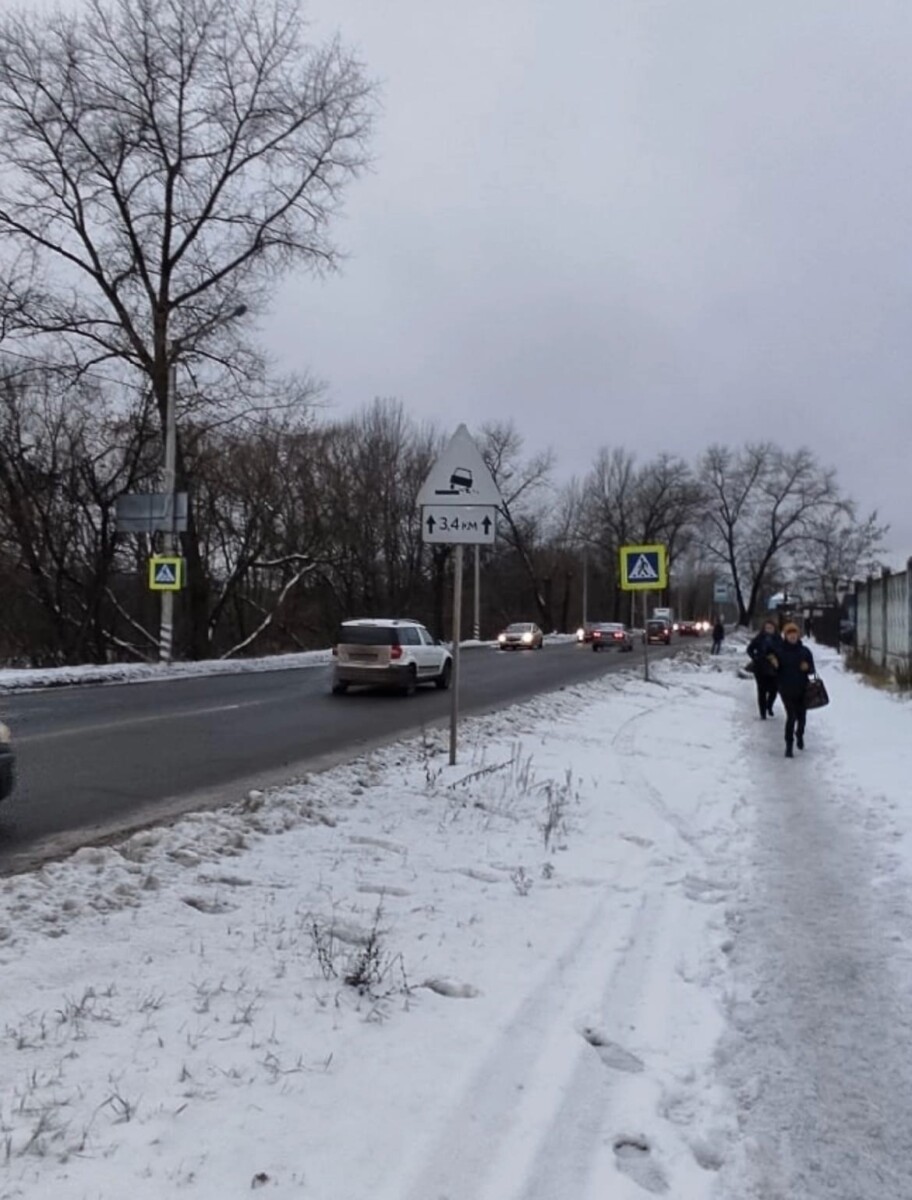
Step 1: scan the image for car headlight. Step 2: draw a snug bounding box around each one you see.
[522,631,533,643]
[498,633,506,643]
[0,722,10,745]
[576,627,585,641]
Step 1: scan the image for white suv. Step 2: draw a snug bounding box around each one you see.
[331,619,453,696]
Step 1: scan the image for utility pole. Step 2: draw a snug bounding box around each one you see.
[582,545,589,627]
[159,358,178,663]
[157,304,247,664]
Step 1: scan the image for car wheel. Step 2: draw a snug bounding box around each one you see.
[400,666,418,696]
[435,660,452,691]
[331,681,349,695]
[592,643,599,652]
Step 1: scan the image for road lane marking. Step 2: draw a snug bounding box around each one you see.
[14,700,270,744]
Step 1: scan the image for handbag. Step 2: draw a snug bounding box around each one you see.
[805,675,829,710]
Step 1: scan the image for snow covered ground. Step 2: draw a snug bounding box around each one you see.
[0,643,910,1198]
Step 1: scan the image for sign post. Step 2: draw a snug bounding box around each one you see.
[418,424,502,765]
[619,543,668,682]
[451,545,464,764]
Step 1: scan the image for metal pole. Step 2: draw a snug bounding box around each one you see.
[582,546,588,627]
[643,590,650,682]
[473,544,481,641]
[450,545,464,765]
[159,357,178,664]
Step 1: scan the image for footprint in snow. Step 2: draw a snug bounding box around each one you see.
[421,977,481,999]
[681,875,730,903]
[356,884,412,897]
[579,1025,644,1073]
[348,835,408,855]
[613,1135,669,1194]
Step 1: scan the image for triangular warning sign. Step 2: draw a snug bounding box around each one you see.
[155,563,176,584]
[417,424,502,507]
[628,554,659,582]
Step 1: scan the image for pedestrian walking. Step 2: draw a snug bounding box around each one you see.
[711,616,725,655]
[747,618,782,719]
[767,622,815,758]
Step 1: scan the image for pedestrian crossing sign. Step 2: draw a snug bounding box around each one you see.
[148,556,185,591]
[619,544,667,591]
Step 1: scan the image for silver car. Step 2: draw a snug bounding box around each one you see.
[0,721,14,802]
[331,619,452,695]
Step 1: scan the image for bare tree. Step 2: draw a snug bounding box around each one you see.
[477,420,555,627]
[0,362,157,663]
[698,443,847,625]
[580,448,700,620]
[800,506,888,604]
[0,0,375,654]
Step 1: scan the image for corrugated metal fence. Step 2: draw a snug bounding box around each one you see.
[854,560,912,674]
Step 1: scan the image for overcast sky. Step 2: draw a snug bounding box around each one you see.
[11,0,912,557]
[254,0,912,556]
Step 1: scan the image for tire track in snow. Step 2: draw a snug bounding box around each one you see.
[384,886,642,1200]
[385,690,732,1200]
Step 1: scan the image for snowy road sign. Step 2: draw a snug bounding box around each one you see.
[619,544,668,591]
[422,505,496,544]
[713,580,731,603]
[417,425,502,507]
[149,556,185,591]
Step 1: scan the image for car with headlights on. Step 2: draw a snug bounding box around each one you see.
[591,622,635,652]
[677,619,701,636]
[498,622,544,650]
[0,721,14,802]
[331,619,452,695]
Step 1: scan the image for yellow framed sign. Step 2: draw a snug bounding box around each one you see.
[619,544,667,591]
[148,556,185,591]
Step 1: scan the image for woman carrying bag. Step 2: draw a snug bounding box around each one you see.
[767,622,814,758]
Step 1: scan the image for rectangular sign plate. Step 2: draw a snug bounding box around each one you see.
[422,505,497,544]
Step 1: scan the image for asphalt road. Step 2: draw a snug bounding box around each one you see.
[0,639,676,871]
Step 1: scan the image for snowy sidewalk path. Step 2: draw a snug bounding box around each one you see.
[717,651,912,1199]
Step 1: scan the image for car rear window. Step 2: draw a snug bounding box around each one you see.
[336,626,399,646]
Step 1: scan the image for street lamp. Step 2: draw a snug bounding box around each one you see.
[159,303,248,663]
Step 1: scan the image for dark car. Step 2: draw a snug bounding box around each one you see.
[591,622,634,652]
[0,722,14,802]
[644,619,672,645]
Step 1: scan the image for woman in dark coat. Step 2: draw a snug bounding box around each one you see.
[767,622,815,758]
[747,618,782,719]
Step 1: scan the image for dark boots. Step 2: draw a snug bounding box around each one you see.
[785,743,794,758]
